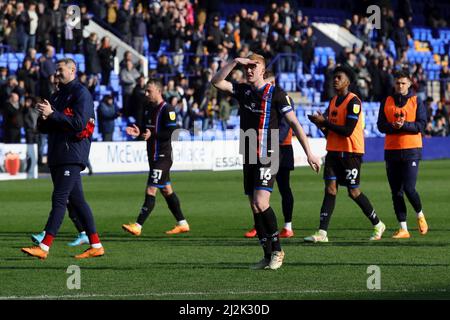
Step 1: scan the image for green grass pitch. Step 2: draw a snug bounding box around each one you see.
[1,160,449,300]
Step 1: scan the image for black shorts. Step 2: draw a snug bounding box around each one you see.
[243,163,277,196]
[280,144,294,170]
[323,152,362,188]
[147,159,173,188]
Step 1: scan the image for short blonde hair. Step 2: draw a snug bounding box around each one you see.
[247,53,266,68]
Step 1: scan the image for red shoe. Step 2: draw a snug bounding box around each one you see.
[279,228,294,238]
[244,228,257,238]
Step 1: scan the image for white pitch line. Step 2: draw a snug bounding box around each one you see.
[1,288,448,300]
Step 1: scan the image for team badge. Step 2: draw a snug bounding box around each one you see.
[169,111,176,121]
[353,104,361,114]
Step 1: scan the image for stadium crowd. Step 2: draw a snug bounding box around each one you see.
[0,0,449,153]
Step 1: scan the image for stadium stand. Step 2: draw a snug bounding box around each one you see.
[0,0,449,148]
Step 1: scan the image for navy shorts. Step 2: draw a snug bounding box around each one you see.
[324,152,362,188]
[279,145,294,170]
[243,163,277,195]
[147,159,173,188]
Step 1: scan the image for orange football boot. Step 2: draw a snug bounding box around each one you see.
[75,247,105,259]
[21,246,48,260]
[165,224,190,235]
[244,228,257,238]
[417,216,428,235]
[279,228,294,238]
[122,223,142,236]
[392,229,411,239]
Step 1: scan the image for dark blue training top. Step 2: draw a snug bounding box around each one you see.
[38,79,94,169]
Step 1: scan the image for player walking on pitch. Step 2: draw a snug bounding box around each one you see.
[307,66,386,243]
[212,54,321,270]
[245,70,297,239]
[21,58,104,259]
[122,79,190,236]
[377,70,428,238]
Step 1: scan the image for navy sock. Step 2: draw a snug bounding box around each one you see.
[254,213,271,259]
[164,193,186,222]
[319,193,336,231]
[353,193,380,225]
[137,194,156,225]
[260,207,281,252]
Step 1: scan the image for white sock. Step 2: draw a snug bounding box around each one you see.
[375,221,383,228]
[39,243,49,252]
[80,231,86,235]
[177,220,188,226]
[284,222,292,230]
[416,210,424,218]
[134,223,142,229]
[91,243,102,249]
[400,222,408,231]
[318,229,327,237]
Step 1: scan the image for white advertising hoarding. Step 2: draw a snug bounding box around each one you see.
[0,144,38,181]
[87,138,327,174]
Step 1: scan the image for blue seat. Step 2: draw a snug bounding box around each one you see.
[74,54,84,63]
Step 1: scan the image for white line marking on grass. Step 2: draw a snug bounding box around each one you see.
[1,288,448,300]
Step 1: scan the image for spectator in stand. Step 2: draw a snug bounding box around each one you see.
[255,36,274,62]
[14,2,27,52]
[98,36,116,86]
[49,0,65,53]
[116,0,132,45]
[218,95,232,130]
[169,19,186,68]
[35,2,51,52]
[412,63,427,102]
[397,0,413,30]
[131,3,147,54]
[379,6,395,44]
[73,4,90,54]
[424,96,435,121]
[207,15,224,55]
[239,9,251,41]
[97,94,119,142]
[120,59,140,117]
[157,55,175,75]
[432,116,448,137]
[1,76,19,109]
[356,56,372,101]
[322,57,336,101]
[279,1,295,30]
[130,75,147,130]
[2,93,23,143]
[434,99,449,123]
[424,121,433,137]
[84,32,101,77]
[392,18,410,59]
[368,56,383,102]
[301,27,316,74]
[439,65,450,100]
[22,96,39,144]
[39,45,56,100]
[0,67,8,87]
[17,57,39,97]
[106,0,118,25]
[64,12,75,53]
[25,2,39,52]
[280,25,295,72]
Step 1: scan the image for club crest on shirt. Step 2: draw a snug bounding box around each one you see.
[169,111,176,121]
[353,104,361,114]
